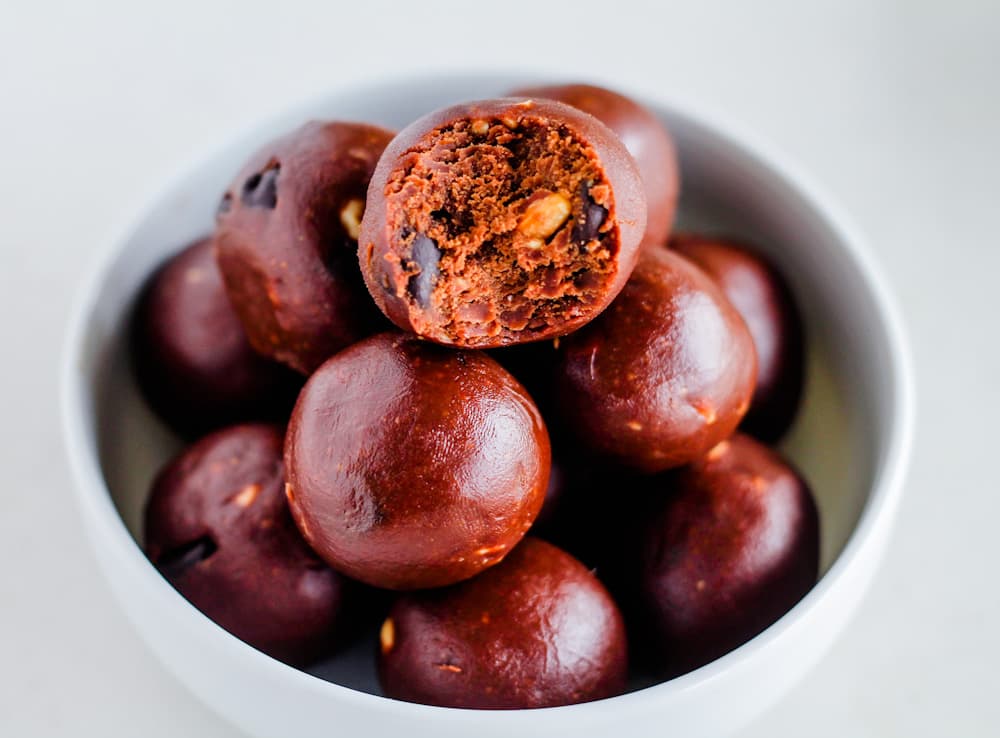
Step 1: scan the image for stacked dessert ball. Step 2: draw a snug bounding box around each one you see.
[134,84,817,709]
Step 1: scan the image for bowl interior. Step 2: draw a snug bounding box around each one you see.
[80,76,893,698]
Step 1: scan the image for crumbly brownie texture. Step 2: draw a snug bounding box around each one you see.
[510,82,679,250]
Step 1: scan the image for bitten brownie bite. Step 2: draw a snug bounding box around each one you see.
[672,234,805,441]
[638,434,819,675]
[378,538,627,709]
[554,247,757,473]
[359,98,647,348]
[284,332,550,590]
[216,121,394,374]
[510,83,679,250]
[132,238,301,438]
[144,424,347,665]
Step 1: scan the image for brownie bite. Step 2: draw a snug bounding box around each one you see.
[284,332,551,590]
[378,538,627,708]
[359,98,646,348]
[216,121,394,374]
[144,424,348,665]
[554,247,757,473]
[132,237,300,438]
[637,434,820,675]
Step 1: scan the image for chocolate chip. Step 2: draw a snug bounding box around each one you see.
[407,234,441,308]
[571,182,607,244]
[241,162,280,209]
[155,535,218,579]
[217,192,233,216]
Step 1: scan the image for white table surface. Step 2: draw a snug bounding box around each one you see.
[2,0,998,735]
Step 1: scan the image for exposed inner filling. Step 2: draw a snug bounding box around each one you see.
[383,116,618,344]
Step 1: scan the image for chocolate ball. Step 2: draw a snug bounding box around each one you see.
[144,424,347,665]
[671,234,805,441]
[510,83,678,250]
[216,121,394,374]
[554,247,757,473]
[359,98,647,348]
[131,237,301,438]
[639,434,819,675]
[284,332,550,590]
[378,537,627,709]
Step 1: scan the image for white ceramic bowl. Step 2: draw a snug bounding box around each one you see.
[61,74,914,738]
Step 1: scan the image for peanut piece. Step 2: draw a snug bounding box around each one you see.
[518,193,571,241]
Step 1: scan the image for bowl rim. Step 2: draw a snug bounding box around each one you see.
[60,73,916,722]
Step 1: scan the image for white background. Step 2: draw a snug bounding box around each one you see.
[2,0,998,735]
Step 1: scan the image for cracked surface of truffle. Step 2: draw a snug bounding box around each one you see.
[359,99,646,347]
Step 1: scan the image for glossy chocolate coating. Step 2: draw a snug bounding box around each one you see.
[359,98,646,348]
[510,83,679,250]
[216,121,394,374]
[284,332,550,590]
[144,424,346,665]
[554,247,757,473]
[131,238,300,438]
[378,537,627,708]
[671,234,805,441]
[639,434,819,674]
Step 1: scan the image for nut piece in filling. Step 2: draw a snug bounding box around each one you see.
[359,98,647,348]
[216,121,395,374]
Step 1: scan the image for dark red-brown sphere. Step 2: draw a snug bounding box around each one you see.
[144,424,347,665]
[216,121,394,374]
[510,82,679,250]
[359,98,646,348]
[638,434,820,675]
[378,537,627,709]
[131,238,300,438]
[284,332,550,590]
[554,247,757,473]
[672,234,805,441]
